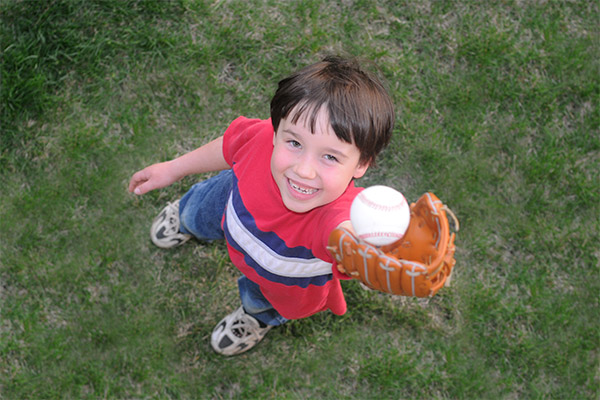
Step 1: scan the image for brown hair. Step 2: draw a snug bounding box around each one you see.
[270,56,395,166]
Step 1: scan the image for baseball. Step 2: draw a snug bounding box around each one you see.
[350,185,410,247]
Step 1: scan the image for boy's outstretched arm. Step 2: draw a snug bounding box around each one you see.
[128,136,229,195]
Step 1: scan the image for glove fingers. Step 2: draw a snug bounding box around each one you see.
[351,244,383,291]
[400,261,430,297]
[373,255,403,294]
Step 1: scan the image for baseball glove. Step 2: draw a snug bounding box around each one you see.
[328,192,459,297]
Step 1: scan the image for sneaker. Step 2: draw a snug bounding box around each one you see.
[211,306,273,356]
[150,200,192,248]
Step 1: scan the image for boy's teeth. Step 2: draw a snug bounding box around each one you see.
[290,181,317,194]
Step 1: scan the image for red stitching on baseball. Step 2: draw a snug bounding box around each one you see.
[357,191,406,212]
[360,232,405,239]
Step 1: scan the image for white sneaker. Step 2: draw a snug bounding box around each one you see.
[150,200,192,248]
[211,306,273,356]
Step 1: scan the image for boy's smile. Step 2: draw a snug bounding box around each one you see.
[270,107,368,213]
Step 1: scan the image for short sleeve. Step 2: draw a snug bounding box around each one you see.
[222,117,270,167]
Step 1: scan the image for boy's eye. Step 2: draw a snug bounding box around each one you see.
[288,140,301,148]
[324,154,339,163]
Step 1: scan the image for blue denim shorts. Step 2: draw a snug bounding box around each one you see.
[178,169,287,326]
[179,170,232,241]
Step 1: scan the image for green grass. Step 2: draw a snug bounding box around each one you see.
[1,0,598,398]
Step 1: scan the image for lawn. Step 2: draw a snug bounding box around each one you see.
[1,0,598,398]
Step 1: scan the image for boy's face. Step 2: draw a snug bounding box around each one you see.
[271,107,368,213]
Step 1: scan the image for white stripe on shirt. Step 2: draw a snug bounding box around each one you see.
[225,194,333,278]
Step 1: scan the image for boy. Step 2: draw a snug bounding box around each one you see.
[128,56,395,356]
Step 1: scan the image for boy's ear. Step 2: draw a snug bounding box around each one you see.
[353,162,369,179]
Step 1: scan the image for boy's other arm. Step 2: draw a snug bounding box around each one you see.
[128,136,229,195]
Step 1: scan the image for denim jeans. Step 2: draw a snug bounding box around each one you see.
[178,169,288,327]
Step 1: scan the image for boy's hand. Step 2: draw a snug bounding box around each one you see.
[328,192,459,298]
[128,161,180,195]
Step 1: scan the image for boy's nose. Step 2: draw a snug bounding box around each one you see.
[294,157,317,179]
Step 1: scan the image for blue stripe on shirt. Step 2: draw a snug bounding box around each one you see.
[223,172,333,288]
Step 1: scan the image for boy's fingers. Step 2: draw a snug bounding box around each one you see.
[133,179,157,195]
[128,169,150,193]
[132,182,146,195]
[128,179,139,193]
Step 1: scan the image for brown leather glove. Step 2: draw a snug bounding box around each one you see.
[328,192,459,297]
